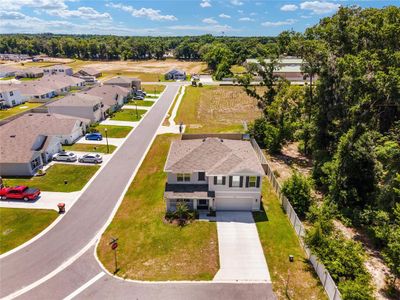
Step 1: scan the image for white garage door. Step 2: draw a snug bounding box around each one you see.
[216,197,254,211]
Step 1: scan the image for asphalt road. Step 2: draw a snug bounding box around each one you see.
[0,84,181,298]
[1,82,276,300]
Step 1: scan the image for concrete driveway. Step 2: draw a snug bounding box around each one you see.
[214,211,271,282]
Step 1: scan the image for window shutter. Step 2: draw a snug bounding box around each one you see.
[214,176,217,185]
[229,176,232,187]
[222,176,226,185]
[256,176,261,188]
[239,176,243,187]
[246,176,249,188]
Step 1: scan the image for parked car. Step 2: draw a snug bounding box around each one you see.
[85,132,103,141]
[78,154,103,164]
[133,95,144,100]
[53,151,77,162]
[135,90,147,96]
[0,186,40,201]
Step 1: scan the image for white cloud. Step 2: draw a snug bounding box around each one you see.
[200,0,211,8]
[0,10,27,20]
[239,17,254,22]
[230,0,243,6]
[281,4,298,12]
[300,1,340,14]
[237,9,244,14]
[0,0,68,11]
[107,2,177,21]
[48,7,112,20]
[250,12,257,16]
[202,17,218,24]
[261,18,296,27]
[219,13,231,19]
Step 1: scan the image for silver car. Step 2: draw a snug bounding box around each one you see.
[78,154,103,164]
[53,151,77,162]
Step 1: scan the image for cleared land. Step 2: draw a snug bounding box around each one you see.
[63,143,117,154]
[0,208,58,254]
[254,179,327,299]
[0,103,42,120]
[176,86,262,133]
[97,134,218,280]
[3,164,99,192]
[142,84,165,93]
[92,125,132,138]
[110,109,147,121]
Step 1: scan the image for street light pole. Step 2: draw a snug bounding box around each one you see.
[104,128,109,154]
[135,102,138,120]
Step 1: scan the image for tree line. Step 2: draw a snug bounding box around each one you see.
[243,5,399,299]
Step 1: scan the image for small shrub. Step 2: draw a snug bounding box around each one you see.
[273,170,280,178]
[282,172,312,218]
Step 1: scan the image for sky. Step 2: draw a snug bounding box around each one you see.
[0,0,397,36]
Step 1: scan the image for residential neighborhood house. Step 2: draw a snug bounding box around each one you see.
[0,85,24,108]
[74,67,102,79]
[15,67,44,78]
[85,85,130,113]
[12,82,57,102]
[0,113,88,176]
[103,76,141,92]
[47,93,108,123]
[165,69,186,81]
[164,137,265,212]
[0,65,19,78]
[43,65,73,76]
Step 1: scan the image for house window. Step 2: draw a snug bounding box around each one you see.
[30,157,41,170]
[198,172,205,181]
[9,91,13,96]
[232,176,241,187]
[249,176,257,187]
[215,176,225,185]
[177,173,191,182]
[11,100,16,106]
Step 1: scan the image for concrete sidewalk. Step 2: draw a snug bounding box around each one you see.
[213,211,271,282]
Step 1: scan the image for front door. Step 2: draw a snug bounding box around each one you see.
[197,199,209,210]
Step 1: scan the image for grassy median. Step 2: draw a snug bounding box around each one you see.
[3,164,99,192]
[254,179,327,299]
[0,208,58,254]
[97,134,219,280]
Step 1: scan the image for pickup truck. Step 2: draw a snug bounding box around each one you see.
[0,186,41,201]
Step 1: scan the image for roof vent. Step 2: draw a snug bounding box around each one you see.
[202,138,206,142]
[28,114,33,116]
[220,139,224,142]
[47,114,51,116]
[10,135,16,138]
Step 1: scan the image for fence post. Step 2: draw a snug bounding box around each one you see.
[323,271,328,288]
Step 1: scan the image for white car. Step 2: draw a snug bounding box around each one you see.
[53,151,77,162]
[78,154,103,164]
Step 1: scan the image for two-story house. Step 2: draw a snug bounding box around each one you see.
[0,85,24,108]
[164,137,265,212]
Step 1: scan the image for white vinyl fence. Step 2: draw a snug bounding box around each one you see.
[251,138,342,300]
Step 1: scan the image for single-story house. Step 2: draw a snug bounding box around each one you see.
[39,75,86,92]
[0,85,24,108]
[244,57,305,83]
[0,113,87,176]
[165,69,186,81]
[43,65,73,76]
[84,85,130,113]
[0,65,19,78]
[74,67,102,78]
[164,137,265,212]
[103,76,141,92]
[15,67,44,78]
[13,82,57,102]
[47,93,108,123]
[0,54,31,62]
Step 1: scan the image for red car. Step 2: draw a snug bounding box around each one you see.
[0,186,41,201]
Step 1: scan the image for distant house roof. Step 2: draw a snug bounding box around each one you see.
[0,84,19,93]
[43,75,85,86]
[0,113,83,164]
[16,67,43,76]
[84,85,130,106]
[43,64,72,71]
[12,82,56,96]
[47,93,102,107]
[164,137,264,175]
[78,67,101,76]
[245,57,303,73]
[103,76,141,85]
[0,65,19,74]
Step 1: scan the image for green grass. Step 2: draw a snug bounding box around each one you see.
[97,134,219,280]
[102,71,161,82]
[129,100,154,107]
[92,125,133,138]
[230,64,246,74]
[19,77,40,81]
[21,61,58,68]
[62,143,117,154]
[142,84,165,94]
[254,179,327,299]
[0,76,14,80]
[110,109,147,121]
[176,85,261,133]
[0,103,42,120]
[3,164,99,192]
[0,208,58,254]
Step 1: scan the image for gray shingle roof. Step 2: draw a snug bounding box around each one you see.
[165,138,264,175]
[47,93,102,107]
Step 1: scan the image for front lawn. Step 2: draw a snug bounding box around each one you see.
[128,100,154,107]
[142,84,165,94]
[92,125,133,138]
[19,77,40,81]
[110,109,147,122]
[254,179,327,299]
[62,143,117,154]
[0,76,14,80]
[3,164,99,192]
[176,86,262,133]
[0,103,42,120]
[0,208,58,254]
[97,134,219,280]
